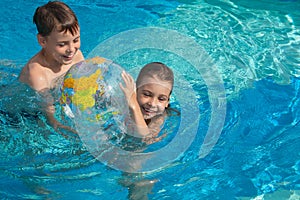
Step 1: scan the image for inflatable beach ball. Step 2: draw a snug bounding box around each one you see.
[60,57,128,133]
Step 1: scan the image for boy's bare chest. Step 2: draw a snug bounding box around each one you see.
[48,66,70,89]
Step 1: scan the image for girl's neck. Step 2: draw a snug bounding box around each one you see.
[145,118,151,125]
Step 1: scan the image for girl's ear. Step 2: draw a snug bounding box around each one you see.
[37,34,47,47]
[166,99,170,108]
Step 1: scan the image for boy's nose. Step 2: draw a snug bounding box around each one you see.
[67,44,76,53]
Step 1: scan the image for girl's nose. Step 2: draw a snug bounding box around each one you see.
[147,98,158,107]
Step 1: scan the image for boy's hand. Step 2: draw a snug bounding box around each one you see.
[46,108,78,138]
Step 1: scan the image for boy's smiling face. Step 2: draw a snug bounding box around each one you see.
[39,29,81,67]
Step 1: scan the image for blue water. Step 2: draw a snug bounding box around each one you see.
[1,0,300,199]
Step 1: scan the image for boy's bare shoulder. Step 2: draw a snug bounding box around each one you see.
[74,49,84,63]
[19,56,49,91]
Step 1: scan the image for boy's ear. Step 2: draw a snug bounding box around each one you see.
[37,34,46,47]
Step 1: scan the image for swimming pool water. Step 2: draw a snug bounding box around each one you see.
[1,0,300,199]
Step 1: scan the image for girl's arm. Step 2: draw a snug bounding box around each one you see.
[119,71,150,138]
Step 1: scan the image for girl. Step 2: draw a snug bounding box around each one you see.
[120,62,175,144]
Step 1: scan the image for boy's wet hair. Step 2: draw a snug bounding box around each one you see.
[136,62,174,90]
[33,1,79,36]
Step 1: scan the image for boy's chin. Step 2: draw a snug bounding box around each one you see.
[61,58,73,65]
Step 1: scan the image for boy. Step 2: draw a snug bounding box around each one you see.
[19,1,84,130]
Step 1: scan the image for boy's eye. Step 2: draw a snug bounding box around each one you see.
[57,43,65,47]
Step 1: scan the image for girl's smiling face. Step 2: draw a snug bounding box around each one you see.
[137,78,172,120]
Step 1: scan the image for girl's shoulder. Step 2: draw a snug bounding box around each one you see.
[166,107,180,116]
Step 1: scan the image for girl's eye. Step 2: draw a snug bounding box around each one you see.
[143,92,152,97]
[159,97,167,102]
[74,38,79,43]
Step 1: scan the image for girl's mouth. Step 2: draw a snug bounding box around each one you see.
[142,107,156,115]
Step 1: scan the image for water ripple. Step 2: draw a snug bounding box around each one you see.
[158,0,300,97]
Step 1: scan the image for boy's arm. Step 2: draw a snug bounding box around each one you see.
[39,89,76,132]
[20,63,76,134]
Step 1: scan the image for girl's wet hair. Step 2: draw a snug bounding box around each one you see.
[33,1,79,37]
[136,62,174,90]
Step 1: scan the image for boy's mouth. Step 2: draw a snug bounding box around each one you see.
[63,54,74,60]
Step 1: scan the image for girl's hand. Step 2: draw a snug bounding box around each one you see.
[119,71,138,109]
